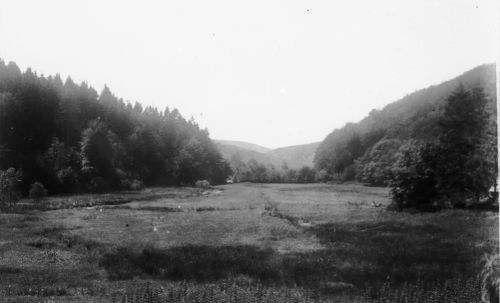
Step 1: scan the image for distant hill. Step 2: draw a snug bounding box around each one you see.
[314,63,497,184]
[215,140,320,170]
[215,140,271,153]
[267,142,321,169]
[215,142,275,166]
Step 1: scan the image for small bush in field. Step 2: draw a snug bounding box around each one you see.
[195,180,211,189]
[0,168,22,207]
[120,178,144,190]
[29,182,47,200]
[130,179,143,190]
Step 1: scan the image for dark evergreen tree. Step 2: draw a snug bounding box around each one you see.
[435,86,495,205]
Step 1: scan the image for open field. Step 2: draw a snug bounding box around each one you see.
[0,183,497,302]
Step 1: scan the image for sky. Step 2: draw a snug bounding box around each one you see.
[0,0,498,148]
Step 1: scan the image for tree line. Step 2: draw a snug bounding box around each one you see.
[0,59,231,196]
[228,156,319,184]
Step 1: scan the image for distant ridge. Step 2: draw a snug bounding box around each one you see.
[215,140,321,169]
[215,140,271,154]
[267,142,320,168]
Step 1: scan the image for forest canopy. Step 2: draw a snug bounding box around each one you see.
[0,59,231,194]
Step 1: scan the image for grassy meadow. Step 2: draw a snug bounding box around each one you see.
[0,183,497,302]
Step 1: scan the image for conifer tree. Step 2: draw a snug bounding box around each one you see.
[436,86,493,205]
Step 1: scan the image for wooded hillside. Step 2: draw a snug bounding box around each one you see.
[0,59,231,194]
[314,64,497,187]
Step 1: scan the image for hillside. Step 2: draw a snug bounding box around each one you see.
[215,142,276,167]
[0,59,231,193]
[215,140,320,170]
[215,140,271,153]
[267,142,321,169]
[314,63,497,184]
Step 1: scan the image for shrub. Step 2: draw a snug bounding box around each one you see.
[195,180,211,189]
[130,179,143,190]
[120,178,144,190]
[29,182,47,200]
[357,139,401,186]
[0,168,23,207]
[89,176,110,192]
[341,163,357,182]
[389,141,439,210]
[56,167,78,193]
[297,166,316,183]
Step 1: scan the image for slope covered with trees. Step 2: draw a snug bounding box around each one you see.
[215,142,276,168]
[215,140,320,183]
[216,140,320,169]
[216,140,271,153]
[267,142,320,169]
[314,64,496,185]
[0,59,231,195]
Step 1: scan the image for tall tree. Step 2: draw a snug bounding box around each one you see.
[436,86,493,205]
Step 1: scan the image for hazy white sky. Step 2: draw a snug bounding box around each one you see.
[0,0,498,148]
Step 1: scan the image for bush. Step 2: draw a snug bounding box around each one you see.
[89,176,110,192]
[389,141,439,210]
[297,166,316,183]
[315,169,328,183]
[195,180,211,189]
[56,167,78,193]
[130,179,143,190]
[0,168,23,207]
[120,178,144,190]
[341,163,357,181]
[29,182,47,200]
[357,139,401,186]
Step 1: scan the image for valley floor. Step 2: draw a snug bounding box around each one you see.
[0,183,497,302]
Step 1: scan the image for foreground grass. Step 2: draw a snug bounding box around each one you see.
[0,183,497,302]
